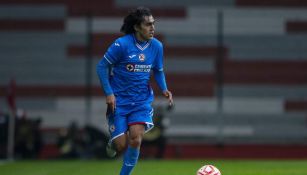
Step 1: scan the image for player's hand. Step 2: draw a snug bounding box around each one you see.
[163,90,173,107]
[106,94,116,114]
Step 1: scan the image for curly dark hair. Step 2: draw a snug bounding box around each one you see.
[120,7,152,34]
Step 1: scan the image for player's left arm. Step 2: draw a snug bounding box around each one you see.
[153,42,173,106]
[153,69,173,105]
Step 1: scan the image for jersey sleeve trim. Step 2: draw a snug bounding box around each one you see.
[104,55,113,64]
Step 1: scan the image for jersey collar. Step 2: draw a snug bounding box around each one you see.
[132,34,151,51]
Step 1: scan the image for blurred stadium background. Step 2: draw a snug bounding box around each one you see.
[0,0,307,161]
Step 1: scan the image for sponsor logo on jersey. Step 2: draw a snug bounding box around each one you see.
[139,54,146,62]
[126,64,152,72]
[126,64,135,72]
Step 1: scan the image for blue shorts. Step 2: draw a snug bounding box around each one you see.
[107,103,154,142]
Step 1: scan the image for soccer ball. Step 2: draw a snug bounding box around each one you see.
[197,165,221,175]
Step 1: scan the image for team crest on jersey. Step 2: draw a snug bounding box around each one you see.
[126,64,134,72]
[138,54,146,62]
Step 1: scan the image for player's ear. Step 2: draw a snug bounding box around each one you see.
[134,24,140,32]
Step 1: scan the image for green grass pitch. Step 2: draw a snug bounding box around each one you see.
[1,159,307,175]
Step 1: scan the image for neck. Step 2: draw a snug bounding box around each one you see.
[135,33,147,43]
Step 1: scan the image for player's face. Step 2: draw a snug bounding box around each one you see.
[135,15,155,42]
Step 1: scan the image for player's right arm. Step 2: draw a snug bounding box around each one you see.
[96,39,122,112]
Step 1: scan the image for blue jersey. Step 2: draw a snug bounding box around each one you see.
[99,34,165,106]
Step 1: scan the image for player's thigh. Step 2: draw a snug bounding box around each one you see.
[129,124,145,138]
[128,124,145,147]
[113,133,128,152]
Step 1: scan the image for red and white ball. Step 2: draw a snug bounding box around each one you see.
[197,165,221,175]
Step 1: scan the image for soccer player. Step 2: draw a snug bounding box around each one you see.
[96,7,173,175]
